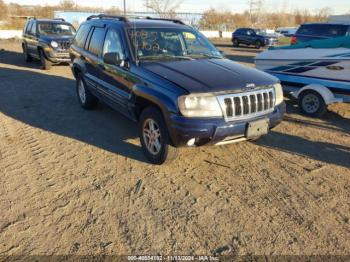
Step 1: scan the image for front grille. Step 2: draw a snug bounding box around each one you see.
[218,87,275,121]
[58,40,72,51]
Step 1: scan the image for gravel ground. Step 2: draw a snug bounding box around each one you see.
[0,39,349,256]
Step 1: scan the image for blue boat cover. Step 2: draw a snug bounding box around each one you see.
[271,36,350,50]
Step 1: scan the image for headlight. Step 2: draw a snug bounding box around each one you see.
[274,83,284,105]
[50,41,58,48]
[178,93,223,117]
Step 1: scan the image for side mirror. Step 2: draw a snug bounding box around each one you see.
[103,52,122,66]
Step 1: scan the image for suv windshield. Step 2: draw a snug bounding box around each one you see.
[127,28,222,61]
[38,23,76,36]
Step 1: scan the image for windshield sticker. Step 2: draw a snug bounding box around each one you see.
[60,25,70,30]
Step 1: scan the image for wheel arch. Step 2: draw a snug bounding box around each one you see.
[130,85,180,146]
[294,84,341,105]
[72,64,83,79]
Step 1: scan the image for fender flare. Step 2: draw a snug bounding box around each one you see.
[71,60,87,78]
[293,84,342,105]
[130,84,178,118]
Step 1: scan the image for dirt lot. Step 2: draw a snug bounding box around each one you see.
[0,39,350,256]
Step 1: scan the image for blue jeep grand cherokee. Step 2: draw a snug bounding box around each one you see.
[70,15,285,164]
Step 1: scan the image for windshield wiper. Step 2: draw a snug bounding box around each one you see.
[163,54,194,60]
[138,54,194,61]
[188,53,223,59]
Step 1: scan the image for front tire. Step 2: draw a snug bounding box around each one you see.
[76,76,98,110]
[39,49,52,70]
[233,39,239,47]
[298,90,327,118]
[139,107,178,165]
[23,45,33,62]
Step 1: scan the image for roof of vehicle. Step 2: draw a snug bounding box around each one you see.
[272,35,350,49]
[301,22,350,26]
[28,18,73,25]
[84,15,190,29]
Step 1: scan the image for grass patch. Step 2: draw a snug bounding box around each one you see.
[278,36,291,46]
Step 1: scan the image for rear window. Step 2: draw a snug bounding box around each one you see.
[297,24,348,37]
[88,27,106,56]
[73,23,91,48]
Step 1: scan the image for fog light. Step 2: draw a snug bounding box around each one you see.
[187,138,196,146]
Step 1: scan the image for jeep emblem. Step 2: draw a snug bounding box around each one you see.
[245,83,256,90]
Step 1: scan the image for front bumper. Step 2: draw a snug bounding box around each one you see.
[264,38,278,46]
[44,48,70,63]
[168,102,286,147]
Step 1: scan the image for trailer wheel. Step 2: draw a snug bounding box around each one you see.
[298,90,327,118]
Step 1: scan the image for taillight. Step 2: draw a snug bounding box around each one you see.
[291,36,297,45]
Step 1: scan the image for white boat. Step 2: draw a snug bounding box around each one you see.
[255,36,350,117]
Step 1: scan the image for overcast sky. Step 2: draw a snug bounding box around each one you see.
[4,0,350,14]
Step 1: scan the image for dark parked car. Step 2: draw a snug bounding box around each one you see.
[232,28,278,49]
[22,18,76,69]
[70,15,285,164]
[291,22,350,45]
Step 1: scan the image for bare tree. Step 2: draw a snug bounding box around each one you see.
[144,0,182,18]
[0,0,8,20]
[247,0,264,26]
[59,0,76,10]
[314,7,332,21]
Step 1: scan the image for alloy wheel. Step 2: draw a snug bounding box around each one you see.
[78,80,86,104]
[143,118,162,155]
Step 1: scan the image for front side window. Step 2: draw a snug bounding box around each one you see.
[88,27,106,56]
[38,23,76,36]
[103,29,125,60]
[127,28,222,61]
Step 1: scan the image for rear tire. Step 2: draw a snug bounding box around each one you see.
[23,45,33,62]
[76,75,98,110]
[139,107,178,165]
[298,90,327,118]
[233,39,239,47]
[39,49,52,70]
[255,40,262,49]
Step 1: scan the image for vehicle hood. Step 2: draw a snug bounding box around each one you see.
[40,35,74,43]
[142,58,278,93]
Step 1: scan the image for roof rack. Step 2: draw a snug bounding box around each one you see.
[141,17,185,25]
[86,14,128,22]
[86,14,185,25]
[53,18,65,22]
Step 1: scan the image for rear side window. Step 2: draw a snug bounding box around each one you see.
[73,23,90,48]
[88,27,106,56]
[30,22,36,35]
[24,21,32,34]
[297,24,348,37]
